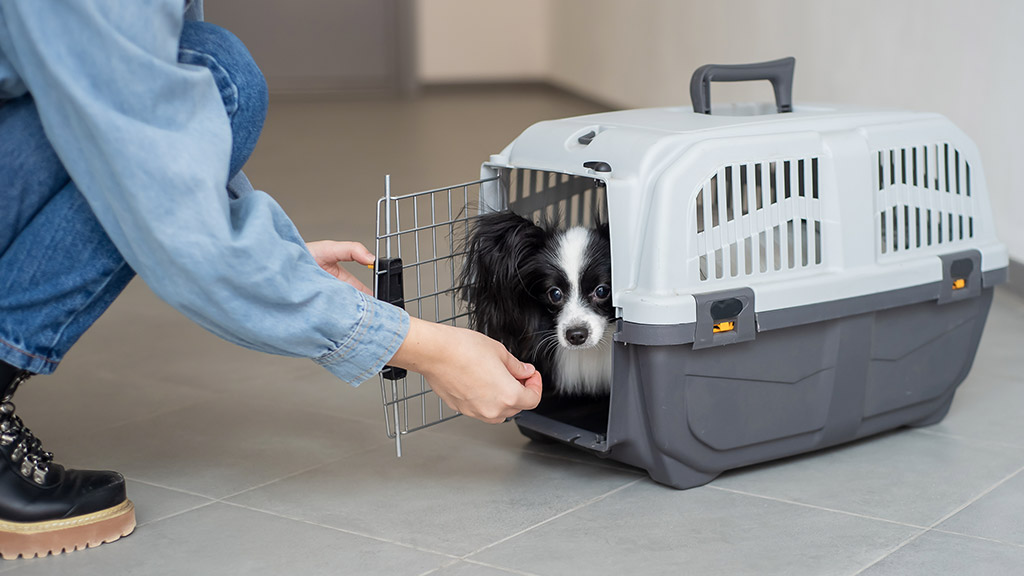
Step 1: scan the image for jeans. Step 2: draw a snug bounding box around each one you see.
[0,20,268,374]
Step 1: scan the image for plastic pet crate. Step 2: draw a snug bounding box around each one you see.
[374,58,1008,488]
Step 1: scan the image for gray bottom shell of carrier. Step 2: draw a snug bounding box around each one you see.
[515,286,996,490]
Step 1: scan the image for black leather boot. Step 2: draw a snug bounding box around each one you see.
[0,362,134,559]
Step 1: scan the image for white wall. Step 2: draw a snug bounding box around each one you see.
[415,0,549,83]
[416,0,1023,262]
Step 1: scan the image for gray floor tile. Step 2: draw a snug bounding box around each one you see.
[993,288,1024,315]
[710,429,1024,527]
[226,430,640,557]
[923,296,1024,447]
[52,396,391,499]
[935,469,1024,546]
[966,293,1024,379]
[858,530,1024,576]
[1,503,450,576]
[13,366,219,442]
[125,480,215,527]
[471,481,921,576]
[930,371,1024,449]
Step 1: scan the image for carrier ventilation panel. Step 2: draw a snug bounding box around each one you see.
[503,168,607,229]
[695,159,823,282]
[875,143,975,256]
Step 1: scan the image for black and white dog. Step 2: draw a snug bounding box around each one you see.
[459,211,614,397]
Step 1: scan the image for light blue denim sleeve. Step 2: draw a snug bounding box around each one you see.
[0,1,409,385]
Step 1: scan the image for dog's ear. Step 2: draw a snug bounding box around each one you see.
[459,211,546,355]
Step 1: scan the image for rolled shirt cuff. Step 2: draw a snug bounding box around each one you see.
[314,292,410,386]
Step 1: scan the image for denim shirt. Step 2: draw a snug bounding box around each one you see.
[0,1,410,385]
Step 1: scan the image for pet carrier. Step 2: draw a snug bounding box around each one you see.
[374,57,1008,488]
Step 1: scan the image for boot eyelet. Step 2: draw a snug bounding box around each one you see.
[32,463,48,485]
[11,440,27,461]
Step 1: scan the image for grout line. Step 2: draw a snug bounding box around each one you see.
[126,477,218,500]
[929,528,1024,550]
[460,477,644,560]
[215,452,365,502]
[214,434,394,502]
[135,500,219,528]
[218,499,461,560]
[922,463,1024,529]
[910,427,1024,451]
[850,462,1024,575]
[847,528,930,576]
[706,486,930,531]
[122,477,218,528]
[57,395,219,440]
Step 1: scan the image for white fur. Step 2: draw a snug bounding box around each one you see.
[552,227,613,395]
[554,229,605,347]
[554,322,614,395]
[558,228,589,295]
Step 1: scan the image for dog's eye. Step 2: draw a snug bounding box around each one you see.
[547,287,563,304]
[594,284,611,300]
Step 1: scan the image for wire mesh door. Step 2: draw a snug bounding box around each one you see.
[373,169,606,456]
[374,175,498,456]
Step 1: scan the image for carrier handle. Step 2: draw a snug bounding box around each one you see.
[690,57,795,115]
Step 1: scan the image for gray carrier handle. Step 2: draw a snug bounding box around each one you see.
[690,57,795,115]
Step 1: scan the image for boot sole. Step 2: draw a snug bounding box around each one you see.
[0,499,136,559]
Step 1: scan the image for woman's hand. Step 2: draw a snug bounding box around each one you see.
[389,318,543,424]
[306,240,375,295]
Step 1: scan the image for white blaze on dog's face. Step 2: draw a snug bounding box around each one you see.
[548,227,613,350]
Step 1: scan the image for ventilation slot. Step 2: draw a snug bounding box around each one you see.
[695,158,823,282]
[875,144,975,256]
[505,168,606,229]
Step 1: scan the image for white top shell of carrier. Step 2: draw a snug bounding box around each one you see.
[484,102,1008,326]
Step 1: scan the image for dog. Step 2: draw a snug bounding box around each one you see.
[459,211,614,397]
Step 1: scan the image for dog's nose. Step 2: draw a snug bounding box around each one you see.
[565,327,589,346]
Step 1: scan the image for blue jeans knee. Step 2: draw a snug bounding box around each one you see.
[179,20,268,179]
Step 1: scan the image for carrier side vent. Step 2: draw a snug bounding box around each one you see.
[875,144,975,256]
[695,159,823,281]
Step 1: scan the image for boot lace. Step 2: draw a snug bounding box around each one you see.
[0,373,53,485]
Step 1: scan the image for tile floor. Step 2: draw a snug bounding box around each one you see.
[4,87,1024,575]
